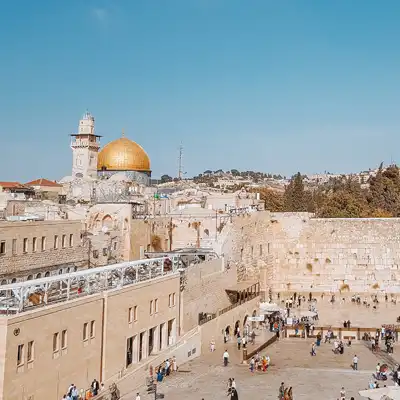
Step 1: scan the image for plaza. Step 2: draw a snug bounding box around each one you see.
[133,339,390,400]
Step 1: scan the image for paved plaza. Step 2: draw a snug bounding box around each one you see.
[132,337,398,400]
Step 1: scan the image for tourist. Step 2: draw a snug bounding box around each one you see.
[249,357,255,372]
[91,379,100,396]
[288,387,293,400]
[230,387,239,400]
[352,354,358,370]
[237,334,242,350]
[231,378,236,389]
[210,339,215,352]
[242,335,247,349]
[70,385,78,400]
[311,342,316,356]
[279,382,285,399]
[340,387,345,400]
[135,393,141,400]
[223,349,229,366]
[172,356,177,372]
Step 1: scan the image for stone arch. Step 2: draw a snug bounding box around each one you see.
[27,275,33,280]
[102,215,113,230]
[11,278,17,284]
[36,273,42,279]
[44,271,50,277]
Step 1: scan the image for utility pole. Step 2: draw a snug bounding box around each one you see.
[178,142,183,180]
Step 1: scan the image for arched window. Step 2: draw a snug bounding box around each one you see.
[67,267,70,273]
[36,273,42,279]
[102,215,113,230]
[11,278,17,284]
[27,275,33,280]
[74,266,78,272]
[45,272,50,277]
[1,280,7,285]
[59,269,63,275]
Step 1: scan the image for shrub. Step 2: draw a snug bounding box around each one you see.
[340,283,350,291]
[306,263,313,272]
[371,283,380,289]
[325,258,331,264]
[314,258,319,262]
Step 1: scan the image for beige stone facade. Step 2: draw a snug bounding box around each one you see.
[0,220,87,282]
[0,273,180,400]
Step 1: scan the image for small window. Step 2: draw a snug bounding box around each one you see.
[128,307,133,323]
[172,292,176,306]
[53,332,59,352]
[93,250,99,259]
[27,341,34,362]
[41,236,46,251]
[32,237,37,252]
[61,330,67,349]
[102,248,108,256]
[12,239,17,255]
[17,344,24,366]
[23,238,28,253]
[44,271,50,278]
[155,298,159,313]
[27,275,33,280]
[90,321,95,338]
[54,235,58,249]
[0,241,5,255]
[69,234,73,247]
[113,242,117,250]
[240,248,243,260]
[83,323,88,341]
[168,294,172,307]
[133,305,138,321]
[36,273,41,279]
[259,244,262,256]
[150,300,153,315]
[62,235,66,248]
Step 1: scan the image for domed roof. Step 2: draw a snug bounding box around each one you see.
[97,137,151,172]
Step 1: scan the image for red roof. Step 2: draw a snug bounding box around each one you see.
[25,178,62,187]
[0,181,30,189]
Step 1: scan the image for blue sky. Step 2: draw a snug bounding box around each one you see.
[0,0,399,181]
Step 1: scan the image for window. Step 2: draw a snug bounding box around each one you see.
[128,307,133,323]
[53,332,60,352]
[69,234,73,247]
[36,273,41,279]
[102,248,108,256]
[0,241,5,255]
[154,298,159,313]
[83,323,88,341]
[168,294,172,307]
[44,271,50,277]
[93,250,99,258]
[27,341,34,362]
[150,300,153,315]
[12,239,17,255]
[133,305,138,321]
[32,237,37,252]
[17,344,24,366]
[23,238,28,253]
[61,330,67,349]
[27,275,33,280]
[41,236,46,251]
[113,242,117,250]
[62,235,66,248]
[259,244,263,256]
[54,235,58,249]
[172,292,176,306]
[240,248,243,260]
[90,321,95,338]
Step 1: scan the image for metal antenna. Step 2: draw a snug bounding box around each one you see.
[178,142,183,180]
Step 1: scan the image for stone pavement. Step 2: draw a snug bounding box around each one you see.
[133,338,395,400]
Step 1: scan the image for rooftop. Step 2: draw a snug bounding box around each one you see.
[25,178,62,187]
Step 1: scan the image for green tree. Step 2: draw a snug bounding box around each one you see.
[284,172,308,212]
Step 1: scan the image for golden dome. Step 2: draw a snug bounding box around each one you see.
[97,137,151,172]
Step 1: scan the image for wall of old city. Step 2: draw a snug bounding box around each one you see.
[181,257,235,332]
[0,220,87,280]
[270,213,400,294]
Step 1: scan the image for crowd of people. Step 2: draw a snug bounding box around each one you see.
[61,379,104,400]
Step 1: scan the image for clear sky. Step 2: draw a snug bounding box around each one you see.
[0,0,399,181]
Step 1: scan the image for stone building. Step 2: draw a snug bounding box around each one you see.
[0,220,87,282]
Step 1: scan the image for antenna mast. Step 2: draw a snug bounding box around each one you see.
[178,143,184,180]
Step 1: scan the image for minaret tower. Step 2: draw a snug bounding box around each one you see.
[70,111,101,179]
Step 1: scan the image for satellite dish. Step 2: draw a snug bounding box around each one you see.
[101,226,109,233]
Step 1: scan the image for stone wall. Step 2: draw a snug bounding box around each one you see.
[0,220,87,280]
[270,213,400,294]
[181,258,235,332]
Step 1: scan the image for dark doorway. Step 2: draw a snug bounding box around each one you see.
[139,332,145,362]
[126,336,133,368]
[148,328,155,356]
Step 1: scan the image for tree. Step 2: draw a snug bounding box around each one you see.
[284,172,308,212]
[256,188,284,212]
[160,174,173,183]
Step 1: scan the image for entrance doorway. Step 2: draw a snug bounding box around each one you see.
[126,336,134,368]
[139,332,145,362]
[167,319,175,346]
[148,327,155,356]
[234,320,240,336]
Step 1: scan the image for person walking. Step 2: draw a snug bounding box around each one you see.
[353,354,359,370]
[237,335,242,350]
[223,349,229,366]
[311,342,316,356]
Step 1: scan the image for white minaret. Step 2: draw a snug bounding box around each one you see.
[70,111,101,179]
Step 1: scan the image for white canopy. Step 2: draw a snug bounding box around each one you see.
[259,302,282,313]
[359,386,400,399]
